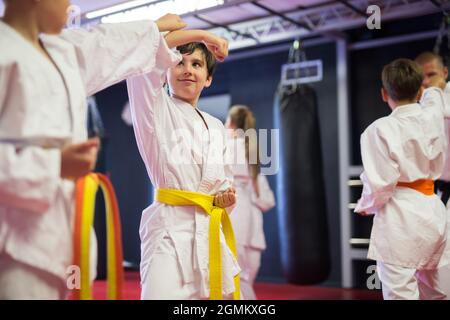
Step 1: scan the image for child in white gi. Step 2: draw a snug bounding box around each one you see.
[355,58,450,299]
[127,29,239,299]
[0,0,186,299]
[225,105,275,300]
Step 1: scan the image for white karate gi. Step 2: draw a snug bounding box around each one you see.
[126,36,240,300]
[430,82,450,300]
[227,137,275,300]
[0,20,164,299]
[355,87,450,299]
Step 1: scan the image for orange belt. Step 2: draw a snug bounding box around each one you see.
[397,179,435,195]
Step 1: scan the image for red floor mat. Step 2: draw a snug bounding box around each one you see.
[90,272,382,300]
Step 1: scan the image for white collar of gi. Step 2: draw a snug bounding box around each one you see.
[0,19,20,39]
[0,19,47,59]
[390,103,421,117]
[0,19,32,42]
[172,96,201,110]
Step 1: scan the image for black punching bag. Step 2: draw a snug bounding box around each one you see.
[274,83,331,285]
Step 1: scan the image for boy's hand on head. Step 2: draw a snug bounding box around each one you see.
[214,187,236,208]
[202,33,229,62]
[60,138,100,180]
[156,14,187,32]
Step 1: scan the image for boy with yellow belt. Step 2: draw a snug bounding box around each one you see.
[127,29,240,299]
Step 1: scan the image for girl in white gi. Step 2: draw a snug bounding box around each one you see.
[0,0,186,299]
[126,30,239,299]
[225,105,275,300]
[415,51,450,299]
[355,58,450,300]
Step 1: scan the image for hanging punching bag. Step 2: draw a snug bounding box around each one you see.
[274,83,331,285]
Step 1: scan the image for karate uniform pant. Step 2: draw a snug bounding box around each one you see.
[420,264,450,300]
[430,200,450,299]
[432,190,450,299]
[0,254,67,300]
[140,236,239,300]
[237,245,262,300]
[0,228,97,300]
[377,261,447,300]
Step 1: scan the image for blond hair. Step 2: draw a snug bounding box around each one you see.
[415,51,445,68]
[228,105,260,181]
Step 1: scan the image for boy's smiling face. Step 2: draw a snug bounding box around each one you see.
[167,48,212,107]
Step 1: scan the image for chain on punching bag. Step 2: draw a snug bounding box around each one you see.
[434,13,450,62]
[273,41,331,284]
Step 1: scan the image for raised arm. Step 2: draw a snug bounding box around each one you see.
[60,14,186,96]
[164,29,229,61]
[420,86,450,118]
[126,28,228,146]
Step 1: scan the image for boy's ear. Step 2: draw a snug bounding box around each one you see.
[444,66,449,81]
[416,86,424,101]
[381,87,389,103]
[204,75,213,88]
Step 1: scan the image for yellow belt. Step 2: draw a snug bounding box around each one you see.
[73,173,124,300]
[156,188,240,300]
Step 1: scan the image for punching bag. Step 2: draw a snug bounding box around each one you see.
[274,83,331,285]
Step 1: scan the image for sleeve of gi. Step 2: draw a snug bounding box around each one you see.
[354,123,400,214]
[421,86,450,118]
[60,20,179,96]
[251,175,276,213]
[0,61,62,214]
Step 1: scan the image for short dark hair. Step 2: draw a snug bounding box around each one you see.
[415,51,445,68]
[381,58,423,102]
[176,42,217,78]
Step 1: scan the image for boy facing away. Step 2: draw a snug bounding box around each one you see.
[355,58,450,299]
